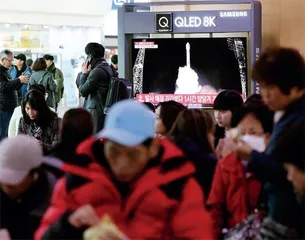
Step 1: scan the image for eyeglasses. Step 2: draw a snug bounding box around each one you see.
[3,58,12,63]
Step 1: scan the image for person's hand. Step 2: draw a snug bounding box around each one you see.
[285,163,305,195]
[82,61,91,74]
[0,229,10,240]
[235,140,253,160]
[19,75,29,83]
[221,138,238,158]
[216,138,237,159]
[69,205,100,228]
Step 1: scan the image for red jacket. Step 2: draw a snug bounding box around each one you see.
[207,153,261,238]
[35,137,213,240]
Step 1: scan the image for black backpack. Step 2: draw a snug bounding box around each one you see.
[103,77,132,114]
[96,62,132,114]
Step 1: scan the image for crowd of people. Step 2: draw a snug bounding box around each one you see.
[0,43,304,240]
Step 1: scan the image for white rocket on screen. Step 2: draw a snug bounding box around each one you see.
[186,42,191,68]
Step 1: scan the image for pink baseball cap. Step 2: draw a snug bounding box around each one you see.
[0,135,42,185]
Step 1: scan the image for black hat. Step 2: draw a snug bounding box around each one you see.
[43,54,54,61]
[85,42,105,58]
[111,55,118,64]
[213,90,244,113]
[15,53,26,62]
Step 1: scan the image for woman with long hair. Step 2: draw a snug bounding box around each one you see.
[168,109,217,200]
[155,101,186,136]
[47,108,94,178]
[18,90,61,154]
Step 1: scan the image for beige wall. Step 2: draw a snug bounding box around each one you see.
[151,0,305,52]
[261,0,305,53]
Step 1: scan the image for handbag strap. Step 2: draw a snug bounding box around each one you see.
[38,72,48,85]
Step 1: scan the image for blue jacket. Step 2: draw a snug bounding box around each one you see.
[8,66,32,98]
[247,96,305,234]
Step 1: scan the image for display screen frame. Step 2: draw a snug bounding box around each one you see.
[131,34,251,108]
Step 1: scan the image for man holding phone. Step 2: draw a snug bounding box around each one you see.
[8,53,32,103]
[0,50,29,140]
[79,42,115,133]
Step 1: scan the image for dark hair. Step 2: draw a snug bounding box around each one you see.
[252,47,305,95]
[43,54,54,61]
[85,42,105,58]
[143,102,155,113]
[213,90,244,112]
[169,109,215,153]
[29,84,46,96]
[231,103,274,134]
[156,101,186,133]
[245,93,263,105]
[111,55,118,64]
[142,138,153,147]
[3,49,13,56]
[61,108,94,144]
[26,59,33,67]
[32,58,47,71]
[22,90,57,129]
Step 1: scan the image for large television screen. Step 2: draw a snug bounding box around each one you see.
[132,37,248,105]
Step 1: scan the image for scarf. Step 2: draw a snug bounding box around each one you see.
[91,57,106,70]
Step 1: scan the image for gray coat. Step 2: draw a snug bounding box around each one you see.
[79,62,113,133]
[29,70,57,108]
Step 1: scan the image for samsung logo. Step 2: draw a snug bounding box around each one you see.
[220,11,248,18]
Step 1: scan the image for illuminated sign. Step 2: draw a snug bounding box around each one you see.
[219,11,248,18]
[153,10,251,33]
[112,0,134,10]
[174,16,216,28]
[156,13,173,32]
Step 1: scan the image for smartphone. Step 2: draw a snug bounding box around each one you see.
[86,54,92,65]
[24,72,31,77]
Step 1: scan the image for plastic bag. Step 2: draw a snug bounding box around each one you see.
[83,214,127,240]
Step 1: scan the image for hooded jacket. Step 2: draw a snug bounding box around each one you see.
[29,70,57,108]
[35,137,213,240]
[47,63,64,103]
[9,65,32,99]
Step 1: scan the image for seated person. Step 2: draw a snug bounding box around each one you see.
[208,104,274,238]
[0,135,56,239]
[8,84,54,138]
[35,100,213,240]
[18,90,61,154]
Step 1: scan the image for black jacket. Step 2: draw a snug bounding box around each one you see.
[214,124,225,148]
[0,65,22,112]
[175,138,217,200]
[79,61,113,133]
[248,96,305,236]
[0,171,56,239]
